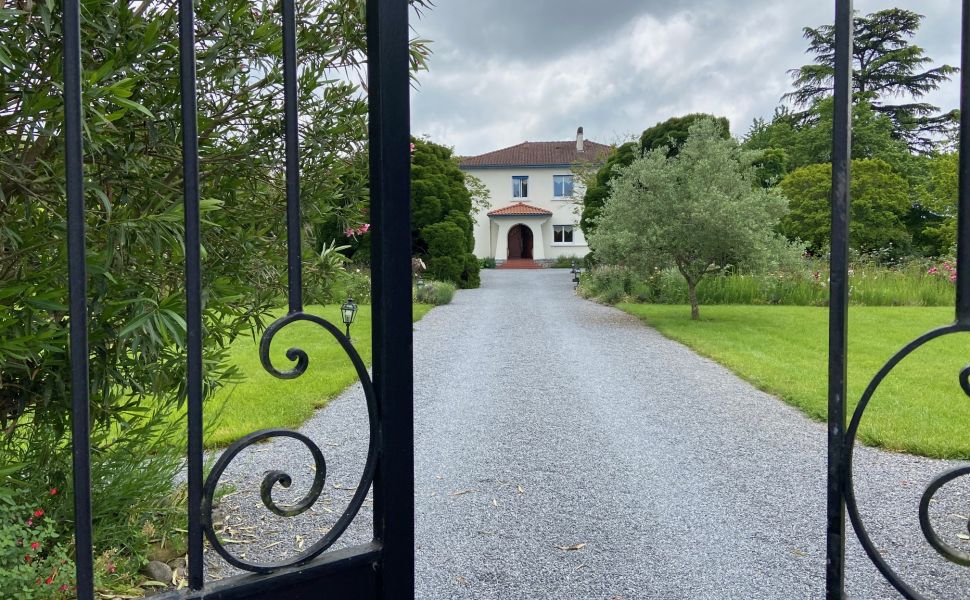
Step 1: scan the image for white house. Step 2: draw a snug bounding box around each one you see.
[459,128,611,267]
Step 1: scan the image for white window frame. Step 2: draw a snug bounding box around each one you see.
[512,175,528,198]
[553,225,575,245]
[552,174,574,199]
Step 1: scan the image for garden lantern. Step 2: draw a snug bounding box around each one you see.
[341,297,358,342]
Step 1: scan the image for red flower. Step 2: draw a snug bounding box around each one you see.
[33,509,44,518]
[45,575,54,585]
[30,541,40,550]
[60,584,69,592]
[50,488,57,495]
[25,554,32,563]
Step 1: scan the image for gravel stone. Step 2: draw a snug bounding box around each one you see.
[142,560,173,584]
[205,269,970,598]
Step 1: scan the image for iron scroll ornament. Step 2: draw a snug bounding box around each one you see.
[200,311,378,573]
[843,323,970,599]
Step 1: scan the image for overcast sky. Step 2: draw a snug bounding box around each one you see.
[409,0,962,156]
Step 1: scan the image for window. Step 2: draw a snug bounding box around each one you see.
[553,175,574,198]
[553,225,574,244]
[512,176,528,198]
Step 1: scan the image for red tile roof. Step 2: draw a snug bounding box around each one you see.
[460,140,612,168]
[487,202,553,217]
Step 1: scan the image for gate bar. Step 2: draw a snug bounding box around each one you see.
[177,0,205,588]
[63,0,95,595]
[283,0,303,315]
[957,0,970,324]
[366,0,414,597]
[827,0,853,597]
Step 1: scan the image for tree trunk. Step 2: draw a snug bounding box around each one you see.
[688,279,700,320]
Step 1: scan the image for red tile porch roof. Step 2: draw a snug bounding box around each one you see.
[486,202,553,217]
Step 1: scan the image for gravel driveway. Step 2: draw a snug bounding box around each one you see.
[206,269,970,599]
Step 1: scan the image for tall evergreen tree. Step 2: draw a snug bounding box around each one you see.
[784,8,958,153]
[410,138,481,288]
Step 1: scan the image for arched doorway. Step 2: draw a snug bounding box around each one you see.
[507,224,534,259]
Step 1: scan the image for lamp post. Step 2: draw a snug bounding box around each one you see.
[340,297,358,343]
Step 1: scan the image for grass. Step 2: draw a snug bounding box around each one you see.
[618,304,970,459]
[203,303,433,447]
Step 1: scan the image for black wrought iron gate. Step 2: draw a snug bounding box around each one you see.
[826,0,970,598]
[57,0,970,597]
[62,0,412,598]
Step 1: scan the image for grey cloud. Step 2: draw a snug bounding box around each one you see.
[411,1,962,156]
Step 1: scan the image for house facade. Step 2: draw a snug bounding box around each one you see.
[459,128,611,266]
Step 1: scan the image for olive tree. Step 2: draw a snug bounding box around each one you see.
[589,119,789,320]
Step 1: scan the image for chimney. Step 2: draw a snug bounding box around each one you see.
[576,126,584,152]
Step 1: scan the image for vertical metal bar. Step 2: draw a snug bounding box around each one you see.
[827,0,853,598]
[283,0,303,314]
[366,0,414,597]
[178,0,205,589]
[957,0,970,324]
[63,0,94,596]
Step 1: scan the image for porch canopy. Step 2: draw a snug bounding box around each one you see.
[486,202,552,260]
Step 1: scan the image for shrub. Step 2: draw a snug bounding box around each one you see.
[338,268,373,305]
[427,256,462,285]
[480,257,497,269]
[420,222,480,288]
[415,281,456,306]
[550,255,582,268]
[460,254,482,288]
[581,265,636,304]
[580,257,958,308]
[410,138,481,289]
[779,160,912,254]
[0,489,75,600]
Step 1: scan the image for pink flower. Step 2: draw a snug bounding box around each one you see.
[951,273,958,282]
[60,584,69,592]
[30,541,40,550]
[928,267,939,275]
[344,227,355,237]
[26,518,33,527]
[50,488,57,495]
[33,509,44,518]
[409,143,416,154]
[358,223,370,234]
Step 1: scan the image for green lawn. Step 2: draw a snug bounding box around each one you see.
[618,304,970,459]
[204,304,433,448]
